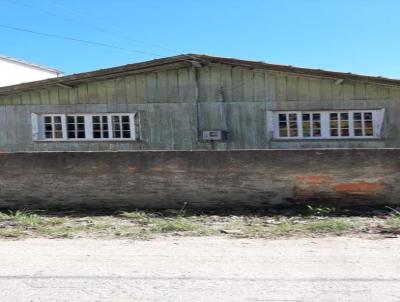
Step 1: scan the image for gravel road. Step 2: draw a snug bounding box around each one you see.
[0,236,399,302]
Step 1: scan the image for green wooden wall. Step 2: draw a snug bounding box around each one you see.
[0,63,398,151]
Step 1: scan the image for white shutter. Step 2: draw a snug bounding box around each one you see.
[31,113,40,141]
[374,108,385,137]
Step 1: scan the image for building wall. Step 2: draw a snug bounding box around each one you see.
[0,150,397,209]
[0,59,59,87]
[0,63,399,151]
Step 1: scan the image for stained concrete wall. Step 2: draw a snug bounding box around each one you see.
[0,149,397,209]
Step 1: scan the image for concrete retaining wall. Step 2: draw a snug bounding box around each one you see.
[0,149,398,209]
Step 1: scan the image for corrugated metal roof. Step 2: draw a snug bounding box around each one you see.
[0,54,63,75]
[0,53,399,95]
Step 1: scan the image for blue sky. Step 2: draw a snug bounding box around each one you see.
[0,0,399,77]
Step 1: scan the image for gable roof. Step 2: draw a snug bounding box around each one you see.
[0,53,399,96]
[0,55,63,75]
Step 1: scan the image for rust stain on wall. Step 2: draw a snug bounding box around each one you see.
[295,175,333,198]
[334,178,385,195]
[296,175,333,186]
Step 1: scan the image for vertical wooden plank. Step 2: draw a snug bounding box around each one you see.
[366,84,378,100]
[286,76,298,101]
[156,70,168,102]
[178,68,194,102]
[145,72,157,102]
[275,74,287,102]
[242,68,254,101]
[354,83,366,99]
[298,77,310,102]
[377,86,390,99]
[231,67,243,102]
[332,82,344,101]
[115,77,127,104]
[20,92,31,105]
[106,80,117,104]
[136,74,146,103]
[265,72,276,102]
[167,69,179,102]
[39,89,50,105]
[210,66,222,101]
[219,65,232,102]
[87,82,99,104]
[125,75,137,104]
[309,78,320,102]
[253,70,266,101]
[343,81,355,100]
[320,79,332,102]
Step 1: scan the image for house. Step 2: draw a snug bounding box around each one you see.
[0,54,396,152]
[0,54,399,209]
[0,55,62,87]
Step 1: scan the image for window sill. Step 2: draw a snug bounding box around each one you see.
[271,137,383,142]
[33,139,141,143]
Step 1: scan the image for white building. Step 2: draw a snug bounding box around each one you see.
[0,55,62,87]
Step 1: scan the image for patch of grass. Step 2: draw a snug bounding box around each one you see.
[120,210,149,219]
[305,219,352,233]
[150,217,199,233]
[0,227,25,238]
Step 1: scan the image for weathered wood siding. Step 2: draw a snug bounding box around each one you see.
[0,63,399,151]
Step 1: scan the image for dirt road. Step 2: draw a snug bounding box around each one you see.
[0,237,399,301]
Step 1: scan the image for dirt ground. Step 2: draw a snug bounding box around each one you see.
[0,236,400,302]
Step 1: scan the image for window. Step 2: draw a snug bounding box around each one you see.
[32,113,138,141]
[43,115,65,140]
[92,115,109,139]
[269,109,384,140]
[67,116,86,139]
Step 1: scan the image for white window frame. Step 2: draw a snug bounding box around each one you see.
[268,109,384,140]
[32,113,138,141]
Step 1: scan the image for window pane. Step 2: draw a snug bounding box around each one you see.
[364,112,372,120]
[123,131,131,138]
[93,116,100,123]
[354,113,362,120]
[68,132,76,139]
[54,116,62,123]
[365,121,373,128]
[330,113,338,120]
[78,131,85,139]
[340,113,348,120]
[279,114,287,122]
[365,128,373,136]
[77,116,84,123]
[44,116,52,124]
[341,129,349,136]
[354,129,363,136]
[279,129,287,137]
[122,116,130,123]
